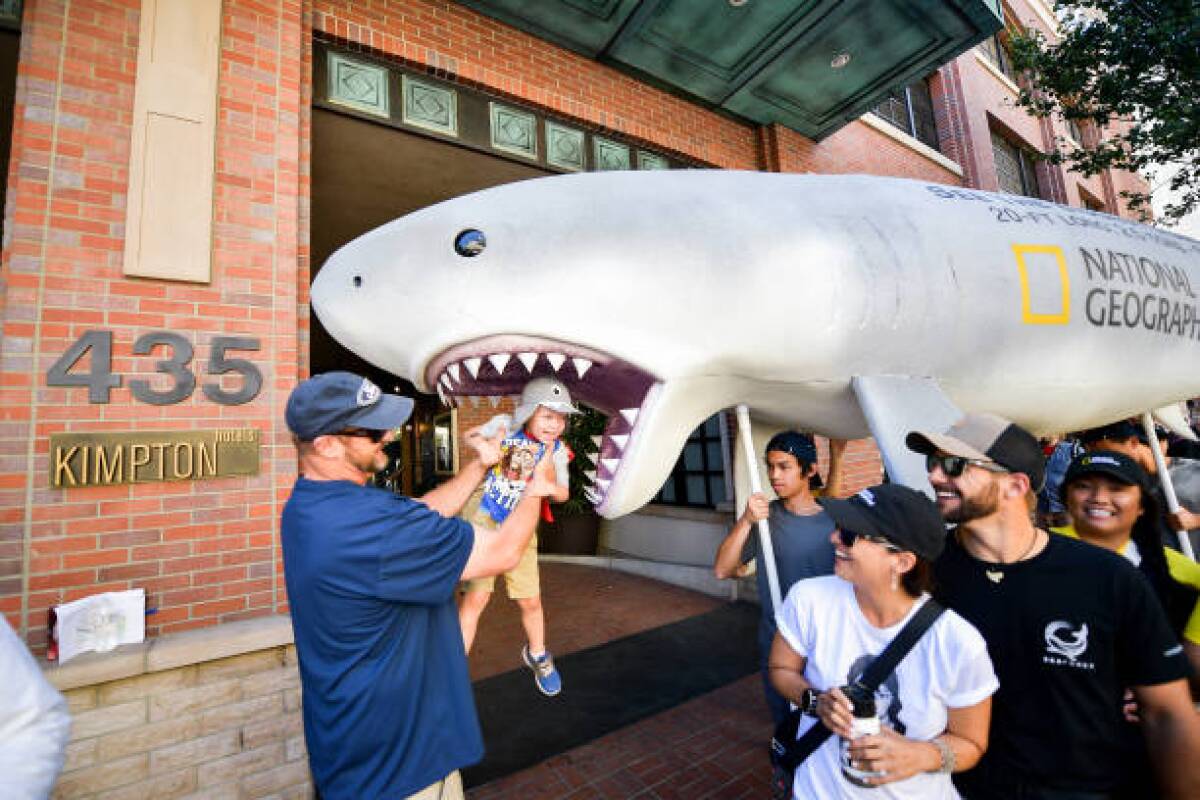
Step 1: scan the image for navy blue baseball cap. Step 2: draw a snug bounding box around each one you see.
[286,371,414,441]
[765,431,818,465]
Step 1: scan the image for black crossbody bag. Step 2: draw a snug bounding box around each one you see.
[769,598,946,798]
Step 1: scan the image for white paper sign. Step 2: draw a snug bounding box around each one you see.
[54,589,145,664]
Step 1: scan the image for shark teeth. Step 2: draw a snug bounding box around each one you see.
[464,357,482,379]
[595,478,611,493]
[437,384,447,405]
[447,363,460,384]
[573,357,592,379]
[488,353,510,375]
[469,396,481,408]
[609,434,628,452]
[620,408,638,426]
[488,395,501,407]
[600,458,620,475]
[583,469,596,484]
[546,352,566,372]
[591,435,603,449]
[517,352,538,373]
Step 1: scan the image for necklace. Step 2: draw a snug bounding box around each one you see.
[983,529,1042,584]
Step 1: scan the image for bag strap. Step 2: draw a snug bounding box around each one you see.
[774,598,945,770]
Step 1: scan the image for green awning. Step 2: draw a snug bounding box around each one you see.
[453,0,1003,140]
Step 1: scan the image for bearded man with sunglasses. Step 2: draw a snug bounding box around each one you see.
[907,413,1200,800]
[281,372,556,800]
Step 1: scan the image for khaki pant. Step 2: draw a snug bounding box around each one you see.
[405,771,464,800]
[462,509,541,598]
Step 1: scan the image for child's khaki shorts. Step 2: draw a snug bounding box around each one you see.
[462,508,541,599]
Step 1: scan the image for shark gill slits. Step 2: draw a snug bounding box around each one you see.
[454,229,486,257]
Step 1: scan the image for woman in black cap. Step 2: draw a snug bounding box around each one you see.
[769,484,997,799]
[1054,450,1200,684]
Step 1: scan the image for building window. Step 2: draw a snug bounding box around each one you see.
[991,131,1040,198]
[656,414,727,508]
[872,77,939,150]
[979,30,1019,84]
[1066,117,1085,145]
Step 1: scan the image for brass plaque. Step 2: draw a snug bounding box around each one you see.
[50,429,261,488]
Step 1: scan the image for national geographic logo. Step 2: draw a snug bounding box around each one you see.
[50,429,260,488]
[1080,248,1199,340]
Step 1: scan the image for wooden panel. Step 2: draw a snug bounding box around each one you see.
[123,0,221,283]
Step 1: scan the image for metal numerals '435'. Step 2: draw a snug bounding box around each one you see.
[46,330,263,405]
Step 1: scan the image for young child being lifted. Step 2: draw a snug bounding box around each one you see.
[458,377,576,696]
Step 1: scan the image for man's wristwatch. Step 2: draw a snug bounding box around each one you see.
[799,688,819,716]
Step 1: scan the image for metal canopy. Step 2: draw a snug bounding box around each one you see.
[453,0,1002,141]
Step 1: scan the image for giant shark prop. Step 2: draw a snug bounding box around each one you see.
[311,171,1200,517]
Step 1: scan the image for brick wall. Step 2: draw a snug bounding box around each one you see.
[0,0,304,648]
[310,0,761,171]
[53,644,308,799]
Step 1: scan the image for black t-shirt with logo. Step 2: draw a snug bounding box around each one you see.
[934,532,1187,796]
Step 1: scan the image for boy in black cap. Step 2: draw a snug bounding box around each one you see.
[908,412,1200,799]
[281,372,556,800]
[713,430,846,725]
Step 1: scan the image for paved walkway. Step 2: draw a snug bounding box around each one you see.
[465,562,772,798]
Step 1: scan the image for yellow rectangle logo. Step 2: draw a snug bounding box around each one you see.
[1014,244,1070,325]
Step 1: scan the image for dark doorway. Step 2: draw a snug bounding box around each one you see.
[310,108,550,492]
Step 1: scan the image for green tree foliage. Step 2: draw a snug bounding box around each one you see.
[1007,1,1199,224]
[558,404,607,516]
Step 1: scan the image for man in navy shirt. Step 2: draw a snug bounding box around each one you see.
[282,371,554,800]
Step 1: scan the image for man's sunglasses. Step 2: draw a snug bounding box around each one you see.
[837,528,902,553]
[924,453,1009,478]
[336,428,388,443]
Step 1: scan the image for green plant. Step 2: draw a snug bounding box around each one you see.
[558,404,608,515]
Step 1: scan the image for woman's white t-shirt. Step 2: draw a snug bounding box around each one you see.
[776,575,998,800]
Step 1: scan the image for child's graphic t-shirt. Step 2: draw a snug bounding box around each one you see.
[477,430,571,525]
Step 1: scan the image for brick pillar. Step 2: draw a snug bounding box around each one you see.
[0,0,305,646]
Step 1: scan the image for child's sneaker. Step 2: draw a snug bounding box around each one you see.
[521,645,562,696]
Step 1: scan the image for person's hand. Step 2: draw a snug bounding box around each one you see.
[1168,507,1200,532]
[815,687,853,738]
[464,422,507,467]
[828,438,849,458]
[522,453,557,499]
[846,728,939,785]
[743,493,769,524]
[1122,688,1140,724]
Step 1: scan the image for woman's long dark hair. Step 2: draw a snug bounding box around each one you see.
[1130,488,1198,636]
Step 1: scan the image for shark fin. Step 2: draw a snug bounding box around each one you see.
[850,375,964,497]
[1152,402,1198,441]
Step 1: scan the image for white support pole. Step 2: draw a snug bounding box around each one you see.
[735,404,783,615]
[1142,412,1196,560]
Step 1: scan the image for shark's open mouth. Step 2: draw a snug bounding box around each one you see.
[426,335,659,508]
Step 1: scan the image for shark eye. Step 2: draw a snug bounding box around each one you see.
[454,229,486,257]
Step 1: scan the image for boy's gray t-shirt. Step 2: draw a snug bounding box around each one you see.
[741,500,836,655]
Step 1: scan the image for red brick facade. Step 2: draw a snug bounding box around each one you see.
[0,0,1151,648]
